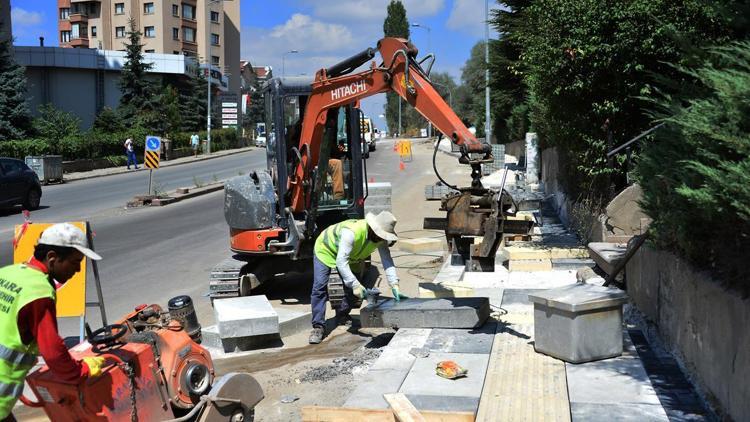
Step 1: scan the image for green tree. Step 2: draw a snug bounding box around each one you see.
[0,35,31,141]
[180,71,208,132]
[118,18,157,124]
[383,0,410,135]
[460,41,488,137]
[92,106,125,132]
[33,103,81,142]
[162,85,182,139]
[638,42,750,293]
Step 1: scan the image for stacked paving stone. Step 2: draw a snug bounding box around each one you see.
[365,182,392,215]
[424,182,457,200]
[481,144,506,175]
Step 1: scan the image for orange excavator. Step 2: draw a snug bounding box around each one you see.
[209,37,519,301]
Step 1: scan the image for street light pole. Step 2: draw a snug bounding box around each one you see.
[412,23,432,138]
[282,50,298,77]
[484,0,491,143]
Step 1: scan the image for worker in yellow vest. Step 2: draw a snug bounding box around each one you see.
[309,211,404,344]
[0,224,106,421]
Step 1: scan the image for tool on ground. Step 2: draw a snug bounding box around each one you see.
[209,37,501,302]
[23,295,263,421]
[436,360,468,379]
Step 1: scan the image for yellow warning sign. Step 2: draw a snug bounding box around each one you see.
[144,150,160,169]
[13,222,88,318]
[398,139,412,161]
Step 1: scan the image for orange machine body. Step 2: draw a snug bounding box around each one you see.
[25,304,214,421]
[229,227,285,254]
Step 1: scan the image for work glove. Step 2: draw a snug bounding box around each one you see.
[391,284,406,302]
[352,282,367,300]
[82,356,107,378]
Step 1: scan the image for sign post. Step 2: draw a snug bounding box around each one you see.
[144,135,161,194]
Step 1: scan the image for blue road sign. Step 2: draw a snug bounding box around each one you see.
[146,136,161,152]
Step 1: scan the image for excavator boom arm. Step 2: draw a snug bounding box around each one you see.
[289,37,491,212]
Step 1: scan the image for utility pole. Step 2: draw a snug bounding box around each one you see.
[484,0,491,143]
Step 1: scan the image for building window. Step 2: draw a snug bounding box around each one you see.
[182,4,195,20]
[211,33,219,45]
[71,24,87,39]
[212,55,220,66]
[61,30,71,43]
[145,49,155,53]
[144,26,155,38]
[60,8,70,20]
[172,4,179,16]
[173,50,180,54]
[172,27,179,40]
[115,26,126,38]
[114,3,125,14]
[183,27,196,43]
[143,3,154,14]
[91,26,97,37]
[210,11,220,23]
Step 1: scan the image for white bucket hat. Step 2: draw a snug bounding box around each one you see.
[38,223,102,261]
[365,211,398,242]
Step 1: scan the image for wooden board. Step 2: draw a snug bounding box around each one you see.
[475,323,571,422]
[301,406,475,422]
[384,393,426,422]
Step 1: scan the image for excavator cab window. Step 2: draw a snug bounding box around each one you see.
[318,107,355,207]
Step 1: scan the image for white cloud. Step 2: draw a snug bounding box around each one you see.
[302,0,445,22]
[11,7,42,26]
[446,0,499,37]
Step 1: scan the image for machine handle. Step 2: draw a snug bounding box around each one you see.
[20,387,43,408]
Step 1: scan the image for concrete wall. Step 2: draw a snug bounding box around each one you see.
[627,246,750,421]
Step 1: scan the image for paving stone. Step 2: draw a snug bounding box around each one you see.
[399,352,490,398]
[472,288,504,308]
[571,403,668,422]
[275,307,311,338]
[418,282,474,298]
[460,270,508,288]
[551,258,596,270]
[398,237,444,253]
[365,195,392,206]
[433,261,466,284]
[566,354,663,407]
[509,258,552,272]
[404,394,479,413]
[344,368,413,409]
[200,325,282,353]
[360,297,490,329]
[587,242,627,275]
[423,323,496,354]
[213,295,278,338]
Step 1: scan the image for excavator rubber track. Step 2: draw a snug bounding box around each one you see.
[208,257,246,301]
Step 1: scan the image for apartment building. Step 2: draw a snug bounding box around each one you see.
[57,0,240,94]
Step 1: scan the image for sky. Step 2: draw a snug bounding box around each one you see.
[9,0,499,132]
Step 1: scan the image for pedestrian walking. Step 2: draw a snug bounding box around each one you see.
[191,133,200,157]
[124,138,139,169]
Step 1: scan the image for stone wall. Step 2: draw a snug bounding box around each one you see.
[627,246,750,421]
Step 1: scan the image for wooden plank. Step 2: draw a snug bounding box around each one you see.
[384,393,426,422]
[301,406,475,422]
[475,323,571,422]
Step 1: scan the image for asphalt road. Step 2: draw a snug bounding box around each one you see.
[0,150,266,234]
[0,141,420,336]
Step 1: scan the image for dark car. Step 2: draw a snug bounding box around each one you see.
[0,158,42,210]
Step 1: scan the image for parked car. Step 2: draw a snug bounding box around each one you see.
[255,135,267,148]
[0,158,42,210]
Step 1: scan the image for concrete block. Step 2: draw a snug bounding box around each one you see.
[344,368,412,409]
[213,295,278,338]
[360,297,490,329]
[587,242,627,275]
[399,352,490,398]
[200,325,281,353]
[398,237,444,253]
[364,205,391,215]
[549,247,589,259]
[423,323,496,354]
[367,182,392,192]
[571,403,668,422]
[365,195,392,206]
[460,270,508,288]
[418,282,474,298]
[275,307,311,338]
[552,258,596,270]
[502,245,551,260]
[404,394,479,413]
[509,259,553,272]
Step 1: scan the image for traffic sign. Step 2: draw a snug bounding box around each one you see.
[146,136,161,152]
[144,150,160,169]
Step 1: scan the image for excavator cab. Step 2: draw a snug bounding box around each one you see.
[263,76,367,233]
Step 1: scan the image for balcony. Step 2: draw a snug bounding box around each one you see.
[71,0,99,3]
[69,13,88,24]
[69,37,89,48]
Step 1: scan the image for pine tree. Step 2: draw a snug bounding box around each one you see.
[383,1,410,135]
[0,34,31,141]
[179,71,207,131]
[119,18,157,124]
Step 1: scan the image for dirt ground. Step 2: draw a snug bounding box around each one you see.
[14,139,465,421]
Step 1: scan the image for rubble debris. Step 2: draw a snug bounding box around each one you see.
[436,360,468,379]
[409,347,430,358]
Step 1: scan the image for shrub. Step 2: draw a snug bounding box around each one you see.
[0,139,49,158]
[638,42,750,295]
